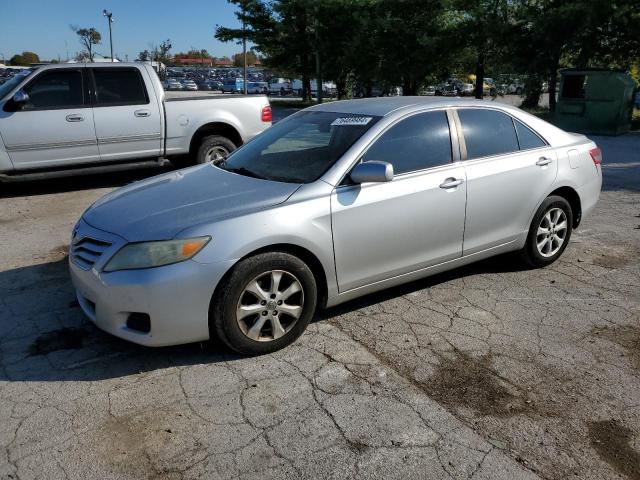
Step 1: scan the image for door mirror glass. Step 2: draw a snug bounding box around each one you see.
[12,90,29,104]
[350,161,394,184]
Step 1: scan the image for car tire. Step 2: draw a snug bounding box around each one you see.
[516,87,523,95]
[196,135,236,165]
[210,252,318,355]
[520,195,573,268]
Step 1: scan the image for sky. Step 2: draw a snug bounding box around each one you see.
[0,0,247,62]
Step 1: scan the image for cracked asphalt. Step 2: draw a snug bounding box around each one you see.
[0,125,639,479]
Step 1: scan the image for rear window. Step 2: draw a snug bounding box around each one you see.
[93,68,149,106]
[458,109,519,159]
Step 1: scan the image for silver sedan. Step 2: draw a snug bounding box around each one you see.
[69,97,602,354]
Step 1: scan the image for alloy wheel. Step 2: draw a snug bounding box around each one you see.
[204,146,230,163]
[536,207,568,258]
[235,270,304,342]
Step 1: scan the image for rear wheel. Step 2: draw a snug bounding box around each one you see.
[521,195,573,267]
[196,135,236,165]
[211,252,317,355]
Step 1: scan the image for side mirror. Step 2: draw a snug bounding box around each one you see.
[350,161,394,184]
[12,90,29,105]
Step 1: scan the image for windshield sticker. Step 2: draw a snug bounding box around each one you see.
[331,116,373,126]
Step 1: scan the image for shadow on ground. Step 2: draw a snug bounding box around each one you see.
[0,252,526,384]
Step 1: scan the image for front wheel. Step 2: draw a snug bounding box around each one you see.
[520,195,573,268]
[211,252,318,355]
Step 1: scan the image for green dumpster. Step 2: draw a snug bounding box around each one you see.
[555,69,636,135]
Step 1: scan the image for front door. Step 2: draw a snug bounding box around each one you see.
[331,110,467,292]
[90,67,162,162]
[0,68,99,169]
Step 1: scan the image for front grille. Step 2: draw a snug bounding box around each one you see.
[71,236,112,270]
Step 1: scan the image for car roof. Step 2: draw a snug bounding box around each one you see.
[308,96,505,117]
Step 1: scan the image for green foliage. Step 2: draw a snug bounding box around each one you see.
[71,26,101,62]
[9,51,39,66]
[215,0,640,99]
[137,50,151,62]
[232,51,258,67]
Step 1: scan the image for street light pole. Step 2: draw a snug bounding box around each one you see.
[103,10,114,62]
[242,0,247,95]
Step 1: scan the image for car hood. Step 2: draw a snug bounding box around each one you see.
[83,164,301,242]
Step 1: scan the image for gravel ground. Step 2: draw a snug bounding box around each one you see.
[0,112,638,479]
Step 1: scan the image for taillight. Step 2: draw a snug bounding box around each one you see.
[261,106,272,122]
[589,147,602,167]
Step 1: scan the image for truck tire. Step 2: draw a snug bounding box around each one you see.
[196,135,237,165]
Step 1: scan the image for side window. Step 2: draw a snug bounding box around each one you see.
[362,111,452,175]
[458,109,519,159]
[93,68,148,106]
[514,119,546,150]
[23,70,84,109]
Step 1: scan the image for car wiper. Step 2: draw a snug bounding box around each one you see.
[225,166,267,180]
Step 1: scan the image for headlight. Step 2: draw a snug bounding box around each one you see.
[104,236,211,272]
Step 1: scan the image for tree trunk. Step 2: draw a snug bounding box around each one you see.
[474,52,485,99]
[402,77,416,96]
[521,75,542,109]
[335,74,347,100]
[548,56,560,112]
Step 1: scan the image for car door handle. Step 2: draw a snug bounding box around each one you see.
[134,110,151,117]
[536,157,552,166]
[65,114,84,122]
[439,177,464,189]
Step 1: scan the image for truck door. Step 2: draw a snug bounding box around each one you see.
[0,67,100,169]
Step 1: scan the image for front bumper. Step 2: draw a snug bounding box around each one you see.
[69,220,235,347]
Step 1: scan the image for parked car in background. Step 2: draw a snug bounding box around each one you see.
[195,81,212,91]
[222,78,245,93]
[423,86,436,96]
[182,80,198,91]
[167,79,183,91]
[269,77,292,96]
[248,82,268,94]
[0,62,272,180]
[68,97,601,355]
[459,83,474,96]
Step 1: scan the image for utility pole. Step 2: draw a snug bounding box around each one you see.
[242,0,247,94]
[103,10,114,62]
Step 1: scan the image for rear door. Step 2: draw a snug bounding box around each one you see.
[455,108,558,254]
[90,67,162,162]
[0,67,99,169]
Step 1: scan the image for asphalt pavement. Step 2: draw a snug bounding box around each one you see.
[0,107,638,479]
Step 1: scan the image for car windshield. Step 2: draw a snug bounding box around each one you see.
[0,72,34,100]
[220,110,381,183]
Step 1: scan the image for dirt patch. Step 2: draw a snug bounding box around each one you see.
[420,351,534,418]
[588,419,640,480]
[592,252,629,269]
[592,325,640,369]
[27,327,86,356]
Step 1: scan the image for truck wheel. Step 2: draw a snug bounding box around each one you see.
[196,135,236,164]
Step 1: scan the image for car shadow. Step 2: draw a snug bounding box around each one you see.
[0,163,179,199]
[315,252,527,321]
[0,252,525,383]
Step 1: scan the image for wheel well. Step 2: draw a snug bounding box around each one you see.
[212,244,329,311]
[189,122,243,158]
[550,186,582,227]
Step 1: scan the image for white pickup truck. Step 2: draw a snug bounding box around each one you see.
[0,63,272,181]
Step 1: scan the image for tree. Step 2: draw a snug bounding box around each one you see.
[233,50,258,66]
[9,51,40,66]
[137,50,151,62]
[71,26,101,62]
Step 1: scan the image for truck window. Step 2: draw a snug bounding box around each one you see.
[92,68,149,106]
[23,69,85,110]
